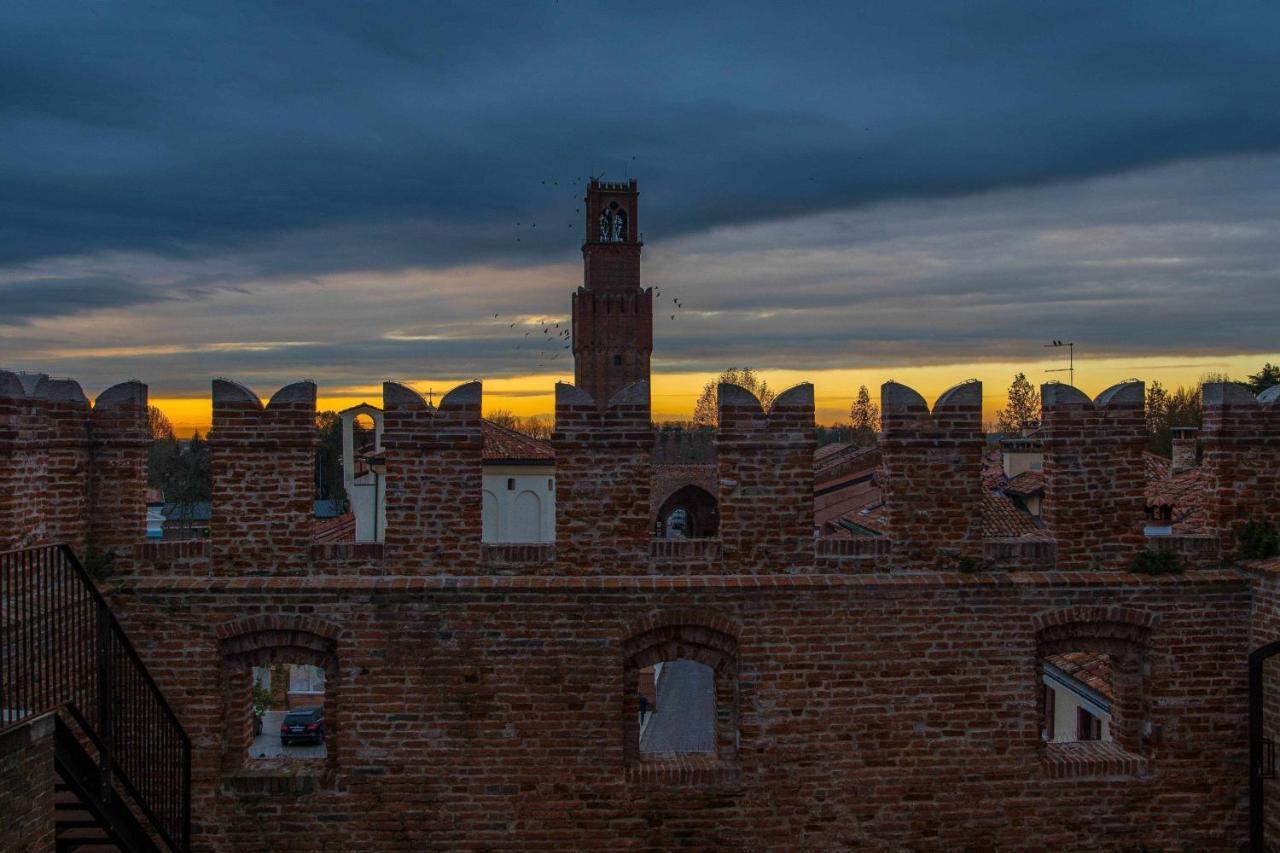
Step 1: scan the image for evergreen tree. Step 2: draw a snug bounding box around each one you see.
[1247,362,1280,394]
[849,385,879,446]
[994,373,1040,435]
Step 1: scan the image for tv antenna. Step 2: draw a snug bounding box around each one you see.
[1043,340,1075,388]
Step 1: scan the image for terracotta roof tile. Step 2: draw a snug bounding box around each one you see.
[313,512,355,543]
[1044,651,1114,702]
[1003,470,1044,497]
[983,491,1044,539]
[482,420,554,462]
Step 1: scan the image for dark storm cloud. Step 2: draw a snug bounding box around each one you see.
[2,0,1279,280]
[0,276,161,324]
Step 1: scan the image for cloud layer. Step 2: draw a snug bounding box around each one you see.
[1,2,1278,399]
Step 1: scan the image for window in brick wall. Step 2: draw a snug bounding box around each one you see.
[246,662,328,761]
[637,659,716,754]
[220,627,338,774]
[623,623,739,775]
[1035,616,1151,776]
[1039,651,1114,744]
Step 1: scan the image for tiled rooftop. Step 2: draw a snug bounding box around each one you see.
[482,420,554,462]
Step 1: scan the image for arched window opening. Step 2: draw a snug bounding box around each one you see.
[655,484,719,539]
[599,202,628,242]
[623,622,738,770]
[638,659,716,755]
[1040,652,1112,743]
[1034,613,1151,774]
[220,626,338,773]
[249,664,328,760]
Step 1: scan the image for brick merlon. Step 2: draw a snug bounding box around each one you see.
[383,381,431,411]
[0,371,25,399]
[266,381,317,409]
[212,378,262,408]
[439,381,482,410]
[1094,380,1144,408]
[934,380,982,410]
[881,381,928,413]
[717,383,765,413]
[93,381,147,411]
[32,376,88,405]
[1204,381,1265,407]
[555,382,595,407]
[770,382,814,411]
[1041,382,1092,409]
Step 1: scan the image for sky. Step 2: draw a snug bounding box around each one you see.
[2,1,1279,433]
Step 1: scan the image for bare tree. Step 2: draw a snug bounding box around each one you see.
[692,367,776,427]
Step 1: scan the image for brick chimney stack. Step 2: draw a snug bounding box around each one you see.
[1170,427,1198,474]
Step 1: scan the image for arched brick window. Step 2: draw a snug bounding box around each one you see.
[218,618,340,776]
[1033,608,1154,775]
[622,618,738,774]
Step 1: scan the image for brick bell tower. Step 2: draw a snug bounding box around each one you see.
[572,178,653,405]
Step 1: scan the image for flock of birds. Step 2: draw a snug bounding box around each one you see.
[493,168,687,368]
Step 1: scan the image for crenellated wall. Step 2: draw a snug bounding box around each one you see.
[0,371,147,554]
[7,367,1280,849]
[209,379,317,574]
[1202,383,1280,561]
[716,383,815,571]
[88,381,150,552]
[381,381,484,571]
[553,380,653,571]
[880,380,984,566]
[1040,381,1147,570]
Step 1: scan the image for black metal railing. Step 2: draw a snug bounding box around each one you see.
[1,544,190,852]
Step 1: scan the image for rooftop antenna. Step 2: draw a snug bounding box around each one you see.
[425,388,435,407]
[1043,340,1075,389]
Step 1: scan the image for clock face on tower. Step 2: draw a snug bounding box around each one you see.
[598,202,628,242]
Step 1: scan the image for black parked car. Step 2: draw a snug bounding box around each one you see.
[279,707,325,746]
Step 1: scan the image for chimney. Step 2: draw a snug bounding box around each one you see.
[1170,427,1198,474]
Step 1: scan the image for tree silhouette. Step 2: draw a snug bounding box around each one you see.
[692,367,776,427]
[995,373,1039,436]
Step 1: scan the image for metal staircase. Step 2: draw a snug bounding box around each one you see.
[2,544,190,852]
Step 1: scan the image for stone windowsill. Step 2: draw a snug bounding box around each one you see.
[626,753,740,788]
[220,767,324,797]
[1042,739,1148,779]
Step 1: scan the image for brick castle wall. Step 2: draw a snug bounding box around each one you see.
[716,383,815,571]
[880,380,984,566]
[105,572,1250,851]
[553,380,654,571]
[1203,383,1280,560]
[0,714,55,852]
[1041,381,1147,570]
[209,380,317,574]
[0,370,147,553]
[381,381,484,571]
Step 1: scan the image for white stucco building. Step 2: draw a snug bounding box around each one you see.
[341,405,555,544]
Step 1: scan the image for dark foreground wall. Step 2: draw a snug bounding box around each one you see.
[106,570,1251,851]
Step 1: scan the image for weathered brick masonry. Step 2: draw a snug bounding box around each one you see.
[0,713,55,852]
[0,370,147,554]
[880,380,984,567]
[6,369,1280,848]
[1041,381,1148,571]
[104,572,1250,851]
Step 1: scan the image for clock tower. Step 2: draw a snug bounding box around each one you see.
[572,178,653,405]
